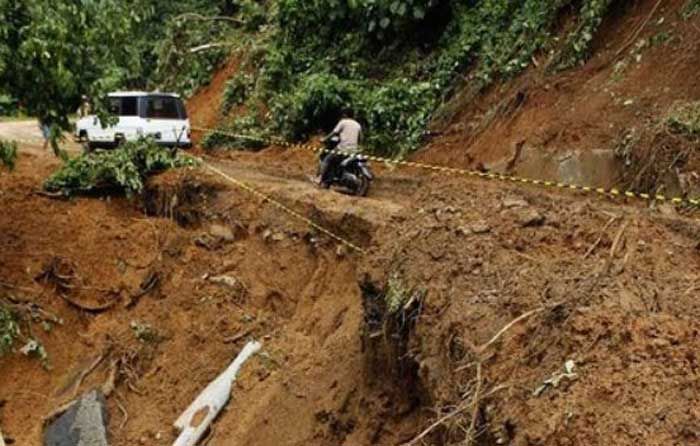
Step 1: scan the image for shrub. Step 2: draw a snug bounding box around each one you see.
[0,139,17,171]
[666,101,700,137]
[0,304,19,356]
[553,0,614,70]
[212,0,615,157]
[44,139,197,196]
[221,73,255,114]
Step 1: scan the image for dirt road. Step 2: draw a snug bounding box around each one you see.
[0,120,82,156]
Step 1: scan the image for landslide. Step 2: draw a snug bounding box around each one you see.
[0,148,417,445]
[421,0,700,198]
[1,124,699,446]
[361,174,700,445]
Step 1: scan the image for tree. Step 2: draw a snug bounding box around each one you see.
[0,0,143,138]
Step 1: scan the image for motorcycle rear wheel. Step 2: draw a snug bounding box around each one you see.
[355,175,370,197]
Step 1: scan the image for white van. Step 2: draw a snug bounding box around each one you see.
[75,92,192,150]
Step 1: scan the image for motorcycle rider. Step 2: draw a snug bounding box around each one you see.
[317,108,363,186]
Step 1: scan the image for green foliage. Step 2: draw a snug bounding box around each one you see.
[278,0,441,42]
[0,0,143,132]
[0,0,240,144]
[0,139,17,171]
[44,139,197,196]
[0,94,19,115]
[553,0,614,70]
[385,273,410,314]
[222,73,255,114]
[209,0,616,157]
[683,0,700,18]
[0,304,19,356]
[152,6,240,96]
[384,272,424,314]
[239,0,268,31]
[666,101,700,137]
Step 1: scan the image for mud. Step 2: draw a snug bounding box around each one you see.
[3,1,700,444]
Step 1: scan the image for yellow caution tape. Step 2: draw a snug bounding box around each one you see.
[193,126,700,209]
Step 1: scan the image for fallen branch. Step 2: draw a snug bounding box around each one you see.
[114,392,129,431]
[43,400,78,427]
[615,0,665,57]
[466,362,483,445]
[223,328,253,344]
[59,294,118,313]
[0,428,5,446]
[69,354,105,400]
[189,42,238,54]
[476,307,545,354]
[400,400,472,446]
[173,13,244,25]
[101,360,119,397]
[583,216,618,259]
[173,340,262,446]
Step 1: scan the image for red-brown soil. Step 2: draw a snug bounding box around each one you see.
[419,0,700,197]
[2,1,700,445]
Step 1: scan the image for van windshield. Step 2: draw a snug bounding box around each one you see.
[145,96,184,120]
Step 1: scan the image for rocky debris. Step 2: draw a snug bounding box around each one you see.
[208,223,236,242]
[195,223,241,250]
[208,275,240,289]
[469,220,492,234]
[336,244,349,258]
[457,220,492,236]
[515,207,545,227]
[44,390,108,446]
[502,197,529,209]
[262,229,285,242]
[657,203,677,217]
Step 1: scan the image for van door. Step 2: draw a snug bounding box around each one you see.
[141,96,189,144]
[84,96,141,144]
[116,96,141,142]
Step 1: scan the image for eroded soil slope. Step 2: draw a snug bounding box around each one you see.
[1,137,699,445]
[421,0,700,197]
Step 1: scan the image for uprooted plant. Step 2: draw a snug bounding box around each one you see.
[615,101,700,198]
[44,139,197,197]
[0,292,63,369]
[0,303,19,356]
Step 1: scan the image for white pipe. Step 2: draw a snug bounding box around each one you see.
[172,340,262,446]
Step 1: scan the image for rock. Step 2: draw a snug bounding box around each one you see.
[516,208,545,227]
[208,224,235,242]
[262,229,273,241]
[208,275,240,290]
[44,390,108,446]
[502,197,529,209]
[657,203,677,216]
[336,244,348,258]
[470,221,491,234]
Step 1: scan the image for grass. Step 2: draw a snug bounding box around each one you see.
[683,0,700,18]
[666,101,700,137]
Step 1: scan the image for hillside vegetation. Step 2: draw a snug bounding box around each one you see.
[203,0,618,156]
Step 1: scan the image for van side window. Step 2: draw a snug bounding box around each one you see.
[120,97,139,116]
[108,98,121,115]
[145,97,181,119]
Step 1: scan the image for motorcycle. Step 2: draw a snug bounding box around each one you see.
[319,135,374,197]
